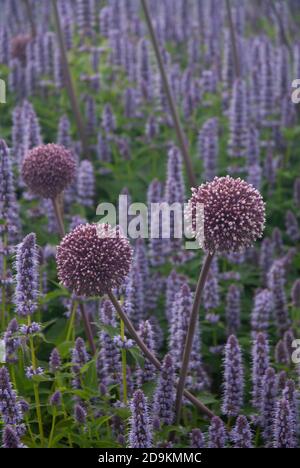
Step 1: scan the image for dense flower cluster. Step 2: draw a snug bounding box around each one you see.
[185,176,266,253]
[56,223,132,296]
[22,143,76,199]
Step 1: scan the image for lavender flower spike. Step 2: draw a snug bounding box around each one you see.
[208,416,227,448]
[231,415,253,448]
[128,390,152,448]
[273,398,297,448]
[153,354,175,426]
[14,233,39,317]
[0,367,24,429]
[251,332,269,410]
[190,429,205,448]
[221,335,244,417]
[2,425,25,448]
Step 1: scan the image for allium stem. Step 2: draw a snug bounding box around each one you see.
[79,302,96,355]
[52,196,65,238]
[28,315,44,446]
[120,319,127,404]
[225,0,240,78]
[66,300,77,342]
[51,0,90,159]
[107,291,214,419]
[174,252,214,423]
[140,0,196,187]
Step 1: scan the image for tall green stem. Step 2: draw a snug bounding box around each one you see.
[28,315,44,446]
[66,300,77,342]
[174,252,214,423]
[120,319,127,404]
[48,408,56,448]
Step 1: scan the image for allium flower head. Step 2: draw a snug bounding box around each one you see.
[56,223,132,296]
[186,176,265,253]
[22,143,76,199]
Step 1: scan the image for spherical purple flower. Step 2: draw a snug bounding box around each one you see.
[22,143,76,199]
[56,223,132,296]
[11,34,32,65]
[186,176,265,253]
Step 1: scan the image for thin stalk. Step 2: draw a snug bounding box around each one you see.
[174,252,214,423]
[79,302,96,355]
[140,0,196,187]
[51,0,90,158]
[107,291,214,419]
[52,196,65,238]
[66,300,77,342]
[48,408,56,448]
[120,319,127,404]
[27,315,44,446]
[225,0,241,78]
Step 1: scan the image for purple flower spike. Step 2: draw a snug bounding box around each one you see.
[0,367,24,429]
[128,390,152,448]
[267,261,290,335]
[14,233,39,317]
[261,367,277,445]
[225,284,241,336]
[285,210,300,242]
[50,390,62,407]
[74,403,87,424]
[190,429,205,448]
[4,318,21,363]
[49,348,61,373]
[56,223,132,297]
[221,335,244,417]
[208,416,227,448]
[274,339,290,365]
[136,320,156,386]
[231,415,253,448]
[153,354,175,426]
[22,143,76,199]
[77,159,95,208]
[251,333,269,410]
[273,398,297,448]
[251,289,273,337]
[291,279,300,308]
[2,425,25,448]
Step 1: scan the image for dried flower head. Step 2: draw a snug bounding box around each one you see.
[186,176,265,253]
[56,223,132,296]
[22,143,76,199]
